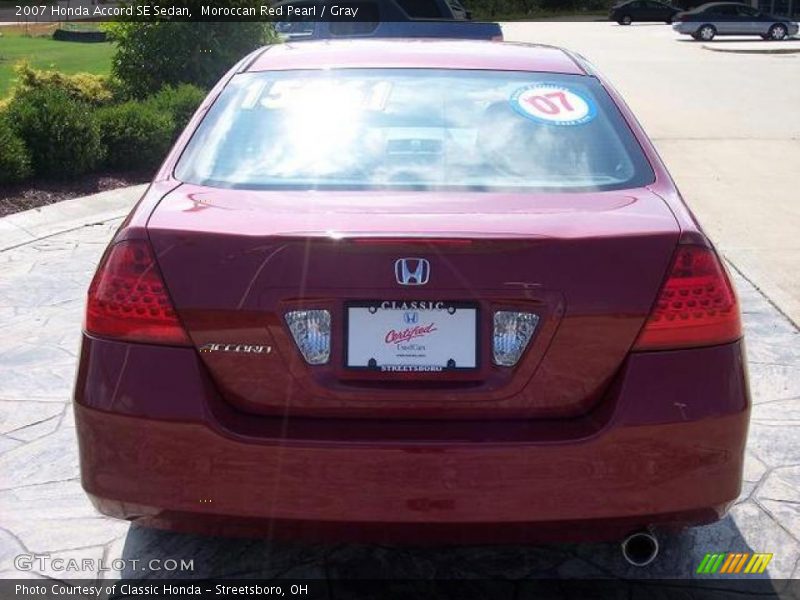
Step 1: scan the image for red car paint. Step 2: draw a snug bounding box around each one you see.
[74,40,749,542]
[246,39,586,74]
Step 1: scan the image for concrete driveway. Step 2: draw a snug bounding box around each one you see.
[1,22,799,586]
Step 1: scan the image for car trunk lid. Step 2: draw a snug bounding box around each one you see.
[147,184,679,419]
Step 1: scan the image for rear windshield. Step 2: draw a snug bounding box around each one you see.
[175,69,655,193]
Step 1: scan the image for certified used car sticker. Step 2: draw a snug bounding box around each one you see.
[510,84,597,126]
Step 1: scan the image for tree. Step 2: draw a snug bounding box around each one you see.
[105,7,276,98]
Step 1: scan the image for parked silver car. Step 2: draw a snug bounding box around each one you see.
[672,2,799,40]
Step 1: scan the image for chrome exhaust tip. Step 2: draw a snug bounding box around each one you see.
[621,530,659,567]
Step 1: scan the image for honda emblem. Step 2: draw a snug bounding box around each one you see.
[395,258,430,286]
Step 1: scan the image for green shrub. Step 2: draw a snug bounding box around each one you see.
[146,84,205,138]
[104,19,276,98]
[7,87,104,179]
[0,115,32,184]
[13,62,117,107]
[96,101,175,171]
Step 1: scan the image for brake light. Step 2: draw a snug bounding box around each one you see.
[350,238,473,246]
[85,240,190,345]
[633,245,741,351]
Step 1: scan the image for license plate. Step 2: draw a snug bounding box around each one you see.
[345,301,478,372]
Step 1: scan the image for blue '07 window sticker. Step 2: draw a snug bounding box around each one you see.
[510,84,597,127]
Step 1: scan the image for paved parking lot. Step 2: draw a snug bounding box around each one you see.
[1,22,799,585]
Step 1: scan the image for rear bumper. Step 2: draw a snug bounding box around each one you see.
[74,336,750,542]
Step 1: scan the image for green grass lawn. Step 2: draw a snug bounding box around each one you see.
[0,25,113,97]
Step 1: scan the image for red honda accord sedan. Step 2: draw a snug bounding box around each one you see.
[74,40,749,556]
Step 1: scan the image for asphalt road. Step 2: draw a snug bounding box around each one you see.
[503,21,800,327]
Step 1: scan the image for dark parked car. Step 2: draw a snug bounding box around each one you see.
[610,0,680,24]
[673,2,799,39]
[75,40,749,562]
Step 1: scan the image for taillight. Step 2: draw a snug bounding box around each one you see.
[285,310,331,364]
[493,311,539,366]
[350,238,472,246]
[85,240,190,345]
[633,244,741,351]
